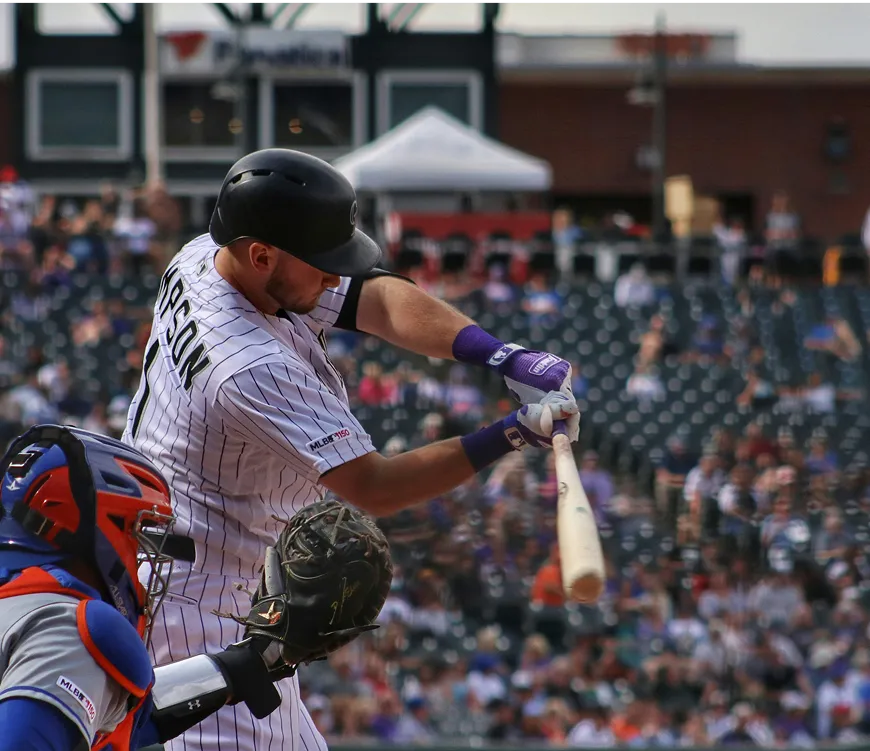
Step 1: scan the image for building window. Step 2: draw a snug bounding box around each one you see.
[26,69,132,161]
[163,82,237,149]
[271,82,353,148]
[258,74,366,156]
[377,70,482,135]
[390,83,469,129]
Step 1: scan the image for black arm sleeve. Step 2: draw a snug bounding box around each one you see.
[334,268,416,332]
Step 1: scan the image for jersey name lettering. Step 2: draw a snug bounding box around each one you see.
[157,265,212,391]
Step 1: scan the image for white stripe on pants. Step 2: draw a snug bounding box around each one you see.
[145,563,329,751]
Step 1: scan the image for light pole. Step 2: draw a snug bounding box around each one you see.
[143,3,163,186]
[650,13,668,241]
[232,21,247,158]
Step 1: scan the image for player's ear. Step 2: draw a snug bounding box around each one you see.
[249,241,277,274]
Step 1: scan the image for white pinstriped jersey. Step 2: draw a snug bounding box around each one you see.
[123,234,375,578]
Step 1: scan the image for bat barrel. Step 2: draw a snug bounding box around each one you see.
[553,432,606,604]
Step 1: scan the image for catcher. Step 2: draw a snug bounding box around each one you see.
[0,425,392,751]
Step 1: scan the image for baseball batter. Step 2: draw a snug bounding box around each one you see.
[124,148,581,751]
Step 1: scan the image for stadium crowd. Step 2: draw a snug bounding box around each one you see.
[2,182,870,748]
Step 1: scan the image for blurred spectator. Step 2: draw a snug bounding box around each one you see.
[637,314,678,368]
[626,364,665,406]
[765,191,801,248]
[803,371,837,414]
[72,300,114,348]
[687,316,726,362]
[813,508,854,564]
[615,263,655,309]
[717,463,764,563]
[578,450,615,520]
[805,316,862,363]
[530,543,564,608]
[817,662,858,740]
[65,200,109,273]
[482,264,515,309]
[467,652,508,707]
[37,243,74,291]
[410,412,445,449]
[569,360,589,400]
[567,705,616,746]
[3,367,59,426]
[655,436,698,527]
[358,362,397,406]
[522,272,562,328]
[714,216,747,286]
[443,364,484,420]
[684,450,726,541]
[806,435,839,476]
[392,697,437,743]
[736,367,778,410]
[9,273,50,323]
[114,198,157,274]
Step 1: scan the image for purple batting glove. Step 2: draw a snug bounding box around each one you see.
[498,348,572,405]
[452,324,573,405]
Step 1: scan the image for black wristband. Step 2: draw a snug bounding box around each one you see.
[211,644,282,719]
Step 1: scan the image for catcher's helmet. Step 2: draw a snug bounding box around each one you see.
[0,425,174,640]
[209,148,382,276]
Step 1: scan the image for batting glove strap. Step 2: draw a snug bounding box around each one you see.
[460,418,523,473]
[452,324,510,366]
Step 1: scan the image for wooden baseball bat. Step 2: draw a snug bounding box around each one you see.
[553,426,606,603]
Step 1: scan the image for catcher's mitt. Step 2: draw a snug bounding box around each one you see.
[241,499,392,671]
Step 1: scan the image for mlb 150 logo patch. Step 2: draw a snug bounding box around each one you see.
[307,428,352,452]
[57,676,97,724]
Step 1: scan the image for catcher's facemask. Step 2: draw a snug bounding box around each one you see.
[0,425,176,644]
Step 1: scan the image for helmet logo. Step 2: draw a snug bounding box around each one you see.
[350,201,358,228]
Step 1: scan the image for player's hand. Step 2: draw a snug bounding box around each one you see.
[493,346,580,442]
[503,391,578,449]
[493,344,575,401]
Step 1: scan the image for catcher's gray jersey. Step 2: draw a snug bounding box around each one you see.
[0,592,128,745]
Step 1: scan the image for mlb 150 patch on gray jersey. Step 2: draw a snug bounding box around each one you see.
[0,592,128,744]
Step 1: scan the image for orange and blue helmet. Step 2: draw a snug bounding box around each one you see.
[0,425,175,640]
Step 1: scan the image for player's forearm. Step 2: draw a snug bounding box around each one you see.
[326,414,538,515]
[351,437,478,515]
[356,277,574,407]
[356,275,473,360]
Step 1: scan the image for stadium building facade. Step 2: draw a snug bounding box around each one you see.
[4,4,869,239]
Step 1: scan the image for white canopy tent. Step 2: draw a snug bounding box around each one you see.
[333,107,552,193]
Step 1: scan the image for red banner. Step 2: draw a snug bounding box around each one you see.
[394,212,551,243]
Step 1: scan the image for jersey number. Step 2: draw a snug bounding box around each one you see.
[131,341,160,440]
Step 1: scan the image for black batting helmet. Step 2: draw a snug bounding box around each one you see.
[210,149,382,276]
